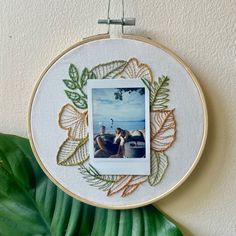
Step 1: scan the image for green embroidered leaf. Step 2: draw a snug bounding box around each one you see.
[148,151,168,186]
[142,76,170,109]
[57,136,88,166]
[69,64,79,82]
[65,90,80,100]
[65,90,87,109]
[79,164,119,191]
[91,60,127,79]
[63,79,77,90]
[89,70,97,80]
[80,68,89,87]
[72,97,87,109]
[0,133,183,236]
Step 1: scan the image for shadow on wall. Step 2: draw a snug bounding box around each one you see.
[153,69,228,235]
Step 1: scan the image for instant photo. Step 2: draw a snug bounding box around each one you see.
[88,79,150,175]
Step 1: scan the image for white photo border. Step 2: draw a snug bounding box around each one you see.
[87,79,150,175]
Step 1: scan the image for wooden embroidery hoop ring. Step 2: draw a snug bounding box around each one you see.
[28,33,208,209]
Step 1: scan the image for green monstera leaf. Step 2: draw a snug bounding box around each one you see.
[0,133,183,236]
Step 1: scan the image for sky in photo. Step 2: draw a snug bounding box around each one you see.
[92,87,145,122]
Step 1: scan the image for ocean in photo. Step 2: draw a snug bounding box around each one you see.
[93,120,145,134]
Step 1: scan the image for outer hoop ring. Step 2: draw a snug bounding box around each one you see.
[28,34,208,209]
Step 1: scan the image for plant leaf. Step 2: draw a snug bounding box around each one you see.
[121,176,148,197]
[107,175,148,197]
[65,90,80,100]
[80,68,89,87]
[148,151,168,186]
[56,136,88,166]
[72,98,87,109]
[0,133,183,236]
[91,60,127,79]
[69,64,79,82]
[151,109,176,152]
[142,76,170,109]
[64,90,87,109]
[119,58,153,81]
[58,104,87,140]
[79,164,119,191]
[106,176,133,196]
[89,71,97,80]
[63,79,77,90]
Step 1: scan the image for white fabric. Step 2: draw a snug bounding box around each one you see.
[30,38,205,208]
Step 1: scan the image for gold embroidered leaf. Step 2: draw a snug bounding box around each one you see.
[127,175,148,185]
[57,136,88,166]
[121,176,148,197]
[58,104,87,140]
[107,176,132,196]
[148,151,168,186]
[107,175,148,197]
[151,109,176,152]
[91,60,127,79]
[121,185,140,197]
[119,58,153,81]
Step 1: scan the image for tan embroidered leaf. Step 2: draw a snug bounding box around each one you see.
[119,58,153,81]
[148,151,168,186]
[151,109,176,152]
[57,136,88,166]
[121,185,140,197]
[107,176,132,196]
[127,175,148,185]
[107,175,148,197]
[91,60,127,79]
[121,176,148,197]
[58,104,87,140]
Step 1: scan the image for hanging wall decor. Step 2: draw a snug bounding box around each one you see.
[28,2,207,209]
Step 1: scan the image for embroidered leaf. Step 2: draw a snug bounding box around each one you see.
[69,64,79,82]
[57,136,88,166]
[148,151,168,186]
[128,175,148,185]
[64,90,87,109]
[107,175,148,197]
[142,76,170,109]
[121,185,140,197]
[107,176,133,196]
[57,58,177,198]
[58,104,87,140]
[89,70,97,80]
[79,164,119,191]
[91,60,127,79]
[63,79,77,90]
[80,68,89,87]
[151,109,176,152]
[121,176,148,197]
[65,90,80,100]
[72,98,87,109]
[119,58,153,81]
[64,65,90,108]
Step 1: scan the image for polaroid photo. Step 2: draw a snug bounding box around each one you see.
[87,79,150,175]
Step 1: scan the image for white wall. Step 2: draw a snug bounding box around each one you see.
[0,1,235,235]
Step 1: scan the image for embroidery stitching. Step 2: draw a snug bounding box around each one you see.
[57,57,177,197]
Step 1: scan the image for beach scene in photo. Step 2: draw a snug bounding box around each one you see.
[92,87,146,158]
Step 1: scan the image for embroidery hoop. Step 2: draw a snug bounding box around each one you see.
[28,32,208,209]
